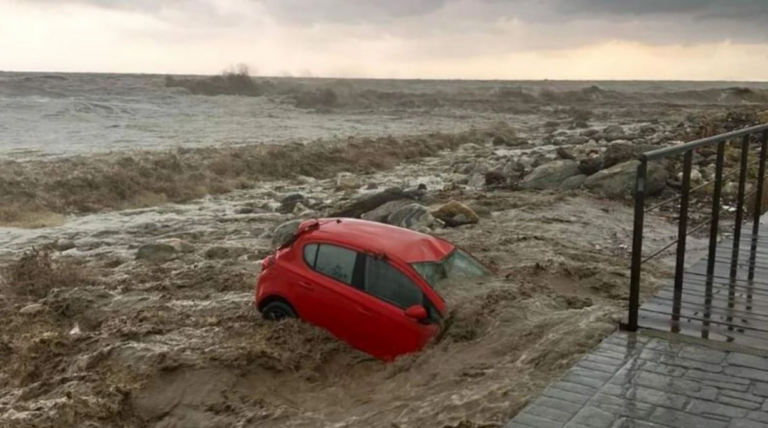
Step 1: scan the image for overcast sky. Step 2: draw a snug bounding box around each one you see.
[1,0,768,80]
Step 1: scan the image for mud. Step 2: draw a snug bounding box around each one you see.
[0,77,761,427]
[0,144,706,428]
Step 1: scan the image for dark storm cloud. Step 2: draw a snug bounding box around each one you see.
[260,0,768,24]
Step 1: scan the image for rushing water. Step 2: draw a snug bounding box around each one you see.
[2,72,768,160]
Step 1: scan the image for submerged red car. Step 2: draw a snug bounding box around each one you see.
[255,218,490,361]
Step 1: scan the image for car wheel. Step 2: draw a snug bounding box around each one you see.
[262,300,297,321]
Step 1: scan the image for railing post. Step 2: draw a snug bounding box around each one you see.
[750,131,768,281]
[746,131,768,312]
[672,151,693,332]
[727,136,750,335]
[625,159,648,332]
[703,141,726,338]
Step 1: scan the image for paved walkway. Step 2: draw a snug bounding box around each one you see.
[506,332,768,428]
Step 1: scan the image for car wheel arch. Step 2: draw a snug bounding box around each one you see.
[258,295,298,317]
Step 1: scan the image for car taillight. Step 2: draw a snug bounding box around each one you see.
[261,255,276,271]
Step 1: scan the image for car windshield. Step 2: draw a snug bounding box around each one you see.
[411,248,490,290]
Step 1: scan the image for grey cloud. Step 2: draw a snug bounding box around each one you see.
[259,0,450,24]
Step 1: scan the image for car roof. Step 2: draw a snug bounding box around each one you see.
[300,218,455,263]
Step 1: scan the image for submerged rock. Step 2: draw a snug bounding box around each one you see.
[136,244,178,262]
[20,304,46,315]
[521,160,581,190]
[204,246,250,260]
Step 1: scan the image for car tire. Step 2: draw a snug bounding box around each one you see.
[262,300,297,321]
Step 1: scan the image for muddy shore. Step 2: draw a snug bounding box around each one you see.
[1,80,767,427]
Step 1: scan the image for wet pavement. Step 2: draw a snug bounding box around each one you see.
[506,332,768,427]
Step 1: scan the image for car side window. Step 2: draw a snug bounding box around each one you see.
[364,256,423,309]
[303,244,319,268]
[314,244,358,286]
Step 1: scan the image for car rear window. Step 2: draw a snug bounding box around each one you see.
[303,244,318,267]
[314,244,357,285]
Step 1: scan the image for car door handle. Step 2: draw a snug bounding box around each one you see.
[357,307,374,317]
[298,281,314,290]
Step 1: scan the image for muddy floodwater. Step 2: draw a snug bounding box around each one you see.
[0,73,765,427]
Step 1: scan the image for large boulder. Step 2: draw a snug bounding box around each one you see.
[432,201,480,227]
[559,175,587,191]
[521,160,581,190]
[278,193,307,214]
[387,204,435,231]
[329,187,422,218]
[584,160,667,199]
[603,142,657,169]
[270,220,302,248]
[361,199,414,223]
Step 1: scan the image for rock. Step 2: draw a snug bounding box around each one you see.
[432,201,480,227]
[336,172,361,191]
[574,120,589,129]
[387,204,435,231]
[329,187,422,219]
[691,169,703,184]
[52,240,76,252]
[603,125,625,142]
[502,161,525,179]
[235,207,257,214]
[366,182,379,190]
[584,160,668,199]
[205,246,250,260]
[581,129,600,138]
[492,136,508,146]
[485,171,507,187]
[271,220,303,248]
[468,172,486,190]
[579,157,604,176]
[362,199,414,223]
[567,136,590,146]
[157,238,195,254]
[556,147,576,161]
[292,202,315,218]
[278,193,307,214]
[136,244,178,262]
[20,304,46,315]
[518,156,534,169]
[603,142,657,169]
[559,175,587,190]
[492,136,530,147]
[521,160,581,190]
[678,170,704,184]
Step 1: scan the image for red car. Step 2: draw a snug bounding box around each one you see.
[255,218,490,361]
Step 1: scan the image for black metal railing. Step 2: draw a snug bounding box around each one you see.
[623,123,768,332]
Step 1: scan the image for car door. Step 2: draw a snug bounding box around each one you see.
[297,242,371,350]
[354,254,440,360]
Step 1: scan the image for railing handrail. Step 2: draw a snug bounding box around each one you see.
[643,123,768,161]
[624,122,768,333]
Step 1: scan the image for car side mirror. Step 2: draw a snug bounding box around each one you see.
[405,305,428,321]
